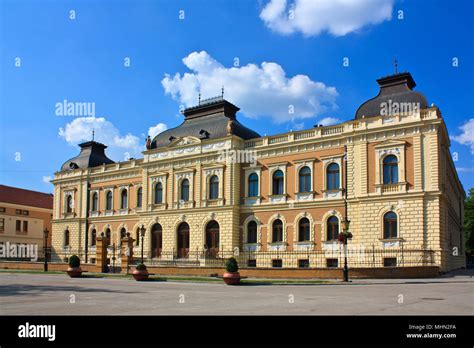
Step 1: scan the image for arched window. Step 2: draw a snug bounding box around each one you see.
[66,195,73,213]
[383,212,398,239]
[248,173,259,197]
[91,229,96,246]
[327,216,339,241]
[91,192,98,212]
[154,182,163,204]
[299,166,311,193]
[326,163,340,190]
[272,219,283,243]
[136,187,142,208]
[383,155,399,184]
[106,191,113,210]
[105,228,111,246]
[181,179,189,201]
[120,190,128,209]
[120,227,127,240]
[247,221,258,244]
[272,170,284,195]
[64,229,70,246]
[209,175,219,199]
[298,217,310,242]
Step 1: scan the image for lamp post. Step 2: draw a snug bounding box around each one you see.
[340,219,351,282]
[140,225,146,264]
[43,228,49,272]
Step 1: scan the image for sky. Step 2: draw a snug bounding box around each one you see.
[0,0,473,194]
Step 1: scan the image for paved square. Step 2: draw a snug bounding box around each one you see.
[1,271,473,315]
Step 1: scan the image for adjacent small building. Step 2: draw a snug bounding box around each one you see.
[0,185,54,258]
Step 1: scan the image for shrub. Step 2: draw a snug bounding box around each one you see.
[225,257,239,273]
[136,263,147,271]
[68,255,80,268]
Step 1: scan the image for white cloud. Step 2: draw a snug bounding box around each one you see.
[318,117,341,126]
[58,117,144,161]
[452,118,474,154]
[260,0,394,37]
[42,176,52,184]
[162,51,338,124]
[148,123,168,139]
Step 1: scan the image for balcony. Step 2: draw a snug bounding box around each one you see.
[376,182,407,195]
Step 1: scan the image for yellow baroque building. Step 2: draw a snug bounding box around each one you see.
[51,72,465,272]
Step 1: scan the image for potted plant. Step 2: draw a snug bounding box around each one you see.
[132,263,149,281]
[66,255,83,278]
[223,257,241,285]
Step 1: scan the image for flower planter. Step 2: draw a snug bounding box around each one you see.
[223,271,241,285]
[66,266,83,278]
[132,269,149,281]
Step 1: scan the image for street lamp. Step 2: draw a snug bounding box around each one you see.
[43,228,49,272]
[140,225,146,264]
[339,219,351,282]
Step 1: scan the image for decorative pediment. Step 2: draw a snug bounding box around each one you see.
[168,136,201,148]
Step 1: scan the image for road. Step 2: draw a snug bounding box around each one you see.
[0,271,473,315]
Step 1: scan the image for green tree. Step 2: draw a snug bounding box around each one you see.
[465,188,474,256]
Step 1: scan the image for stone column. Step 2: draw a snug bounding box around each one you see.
[121,233,135,274]
[95,233,107,273]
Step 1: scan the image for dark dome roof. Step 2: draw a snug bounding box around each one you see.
[355,72,428,119]
[151,97,260,149]
[61,141,115,171]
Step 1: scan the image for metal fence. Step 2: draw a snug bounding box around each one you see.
[133,247,439,269]
[1,245,440,269]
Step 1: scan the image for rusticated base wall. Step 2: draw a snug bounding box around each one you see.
[0,261,442,279]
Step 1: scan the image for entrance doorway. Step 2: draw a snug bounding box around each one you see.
[205,220,220,258]
[177,222,190,258]
[151,224,162,258]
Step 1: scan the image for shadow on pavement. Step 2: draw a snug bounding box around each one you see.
[0,283,140,297]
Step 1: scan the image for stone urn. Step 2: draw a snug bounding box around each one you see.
[132,264,149,281]
[66,266,83,278]
[223,271,241,285]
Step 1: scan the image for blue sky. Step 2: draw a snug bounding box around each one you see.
[1,0,473,193]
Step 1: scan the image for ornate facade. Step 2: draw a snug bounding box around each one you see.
[51,72,465,272]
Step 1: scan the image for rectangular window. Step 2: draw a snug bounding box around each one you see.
[15,209,22,214]
[272,259,282,268]
[298,259,309,268]
[22,210,29,216]
[0,207,5,212]
[0,218,4,231]
[247,259,256,267]
[383,258,397,267]
[16,220,21,232]
[326,259,338,268]
[23,221,28,233]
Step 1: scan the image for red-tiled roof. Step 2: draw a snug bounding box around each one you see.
[0,185,53,210]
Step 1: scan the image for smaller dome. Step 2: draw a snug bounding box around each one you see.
[355,72,428,119]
